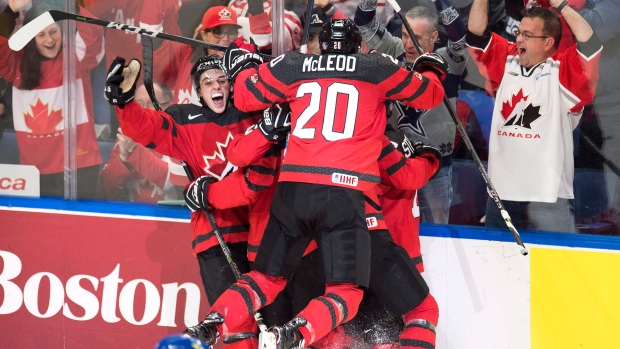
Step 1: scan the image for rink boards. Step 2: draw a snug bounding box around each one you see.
[1,196,620,348]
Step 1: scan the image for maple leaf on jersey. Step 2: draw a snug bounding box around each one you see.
[500,89,527,120]
[23,99,63,135]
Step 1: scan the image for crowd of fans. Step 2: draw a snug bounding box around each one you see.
[0,1,616,227]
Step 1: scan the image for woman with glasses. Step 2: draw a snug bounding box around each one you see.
[467,0,602,232]
[155,6,242,106]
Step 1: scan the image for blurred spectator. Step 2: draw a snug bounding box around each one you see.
[86,0,183,133]
[450,99,489,226]
[356,0,469,224]
[155,6,242,105]
[227,0,302,53]
[572,0,620,218]
[100,84,187,203]
[467,0,602,232]
[0,1,103,198]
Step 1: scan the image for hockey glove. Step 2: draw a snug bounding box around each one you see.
[412,140,443,170]
[105,57,142,108]
[224,37,263,81]
[183,175,216,212]
[384,125,415,158]
[411,52,448,81]
[257,104,291,142]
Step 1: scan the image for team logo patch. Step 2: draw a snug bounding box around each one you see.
[250,73,259,84]
[500,89,542,129]
[414,71,423,81]
[332,173,358,187]
[218,8,232,20]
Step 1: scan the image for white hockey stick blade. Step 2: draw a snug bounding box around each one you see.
[258,331,277,349]
[385,0,402,13]
[9,12,55,51]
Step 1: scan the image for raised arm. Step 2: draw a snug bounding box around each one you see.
[468,0,489,36]
[551,0,593,42]
[354,0,404,57]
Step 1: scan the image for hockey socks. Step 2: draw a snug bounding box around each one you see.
[295,283,364,346]
[210,270,287,336]
[400,294,439,349]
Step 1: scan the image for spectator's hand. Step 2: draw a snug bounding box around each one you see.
[223,37,263,81]
[117,130,138,162]
[183,176,216,212]
[358,0,379,11]
[8,0,31,12]
[257,104,291,142]
[105,57,142,108]
[384,126,415,158]
[314,0,331,7]
[411,52,448,81]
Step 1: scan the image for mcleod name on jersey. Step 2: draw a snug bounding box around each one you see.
[234,52,445,192]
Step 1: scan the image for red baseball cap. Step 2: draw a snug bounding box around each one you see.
[199,6,242,31]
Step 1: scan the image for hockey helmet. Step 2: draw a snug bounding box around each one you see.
[191,55,228,108]
[153,334,212,349]
[191,55,227,91]
[319,19,362,54]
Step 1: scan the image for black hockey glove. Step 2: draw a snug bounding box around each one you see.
[411,52,448,81]
[384,125,415,158]
[412,140,442,168]
[223,37,263,81]
[183,175,216,212]
[257,104,291,142]
[105,57,142,108]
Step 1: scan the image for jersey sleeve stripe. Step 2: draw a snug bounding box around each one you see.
[248,164,276,175]
[386,157,407,176]
[385,70,415,98]
[257,71,287,100]
[378,144,395,161]
[403,78,430,102]
[244,78,275,105]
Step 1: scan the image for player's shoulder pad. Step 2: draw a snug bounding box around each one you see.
[267,51,305,70]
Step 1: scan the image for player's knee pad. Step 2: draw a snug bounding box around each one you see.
[319,229,371,287]
[370,238,429,316]
[400,294,438,349]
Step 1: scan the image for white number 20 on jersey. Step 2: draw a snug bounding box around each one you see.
[293,82,360,141]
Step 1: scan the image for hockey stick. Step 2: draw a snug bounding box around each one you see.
[580,132,620,178]
[299,0,316,53]
[180,162,269,336]
[141,37,163,111]
[385,0,528,255]
[8,10,272,61]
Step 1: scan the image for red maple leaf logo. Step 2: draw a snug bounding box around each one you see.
[24,99,63,135]
[500,89,527,120]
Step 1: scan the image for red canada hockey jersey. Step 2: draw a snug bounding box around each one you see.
[234,52,445,192]
[0,8,103,174]
[116,102,260,255]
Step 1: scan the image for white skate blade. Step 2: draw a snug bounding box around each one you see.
[258,331,277,349]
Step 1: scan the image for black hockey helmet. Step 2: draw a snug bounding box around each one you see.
[191,54,227,92]
[191,54,228,108]
[319,18,362,54]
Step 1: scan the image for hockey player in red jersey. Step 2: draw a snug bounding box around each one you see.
[103,56,269,349]
[183,18,446,349]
